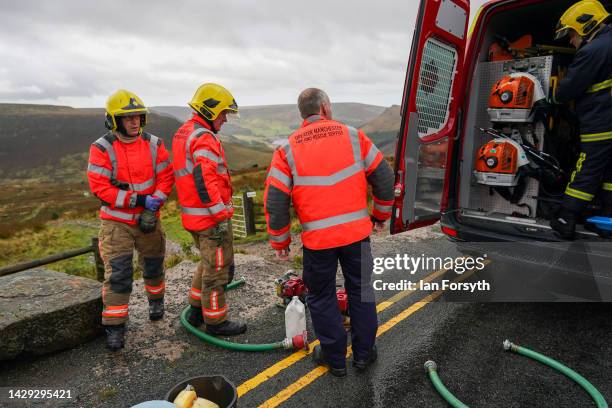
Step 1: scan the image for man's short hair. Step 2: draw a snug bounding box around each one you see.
[298,88,331,119]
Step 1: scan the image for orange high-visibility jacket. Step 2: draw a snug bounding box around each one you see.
[87,132,174,225]
[172,114,234,232]
[264,115,395,250]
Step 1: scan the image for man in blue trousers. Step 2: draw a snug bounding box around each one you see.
[264,88,395,376]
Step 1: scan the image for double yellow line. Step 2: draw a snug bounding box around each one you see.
[237,265,469,398]
[256,264,487,408]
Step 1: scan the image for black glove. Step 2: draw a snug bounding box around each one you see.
[111,178,129,190]
[138,209,158,233]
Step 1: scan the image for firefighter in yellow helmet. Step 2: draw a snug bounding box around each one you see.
[172,83,246,336]
[550,0,612,239]
[88,90,174,350]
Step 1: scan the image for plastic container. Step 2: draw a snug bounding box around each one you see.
[131,401,176,408]
[165,375,237,408]
[587,216,612,231]
[285,296,306,340]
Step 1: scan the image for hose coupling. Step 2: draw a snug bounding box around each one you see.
[424,360,438,372]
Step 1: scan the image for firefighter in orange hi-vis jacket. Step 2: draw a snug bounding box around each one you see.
[173,83,246,336]
[264,88,395,376]
[87,89,174,351]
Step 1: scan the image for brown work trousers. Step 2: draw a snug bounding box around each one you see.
[187,220,234,325]
[99,219,166,326]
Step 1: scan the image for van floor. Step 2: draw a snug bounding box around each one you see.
[459,208,607,241]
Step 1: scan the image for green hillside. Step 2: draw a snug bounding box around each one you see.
[360,105,401,156]
[0,104,272,178]
[152,103,386,148]
[0,104,181,177]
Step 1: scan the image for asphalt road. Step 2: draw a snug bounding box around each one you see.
[2,230,611,407]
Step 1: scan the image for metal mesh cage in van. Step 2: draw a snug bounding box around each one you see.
[415,37,458,138]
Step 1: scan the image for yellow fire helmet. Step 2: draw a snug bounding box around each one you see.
[188,83,239,121]
[555,0,610,40]
[104,89,149,131]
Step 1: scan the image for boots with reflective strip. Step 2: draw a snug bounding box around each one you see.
[205,320,247,336]
[105,324,125,351]
[550,208,577,240]
[148,298,164,321]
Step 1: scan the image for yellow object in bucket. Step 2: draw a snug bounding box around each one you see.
[173,385,197,408]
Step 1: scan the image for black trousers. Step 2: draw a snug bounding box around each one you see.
[303,237,378,368]
[563,140,612,213]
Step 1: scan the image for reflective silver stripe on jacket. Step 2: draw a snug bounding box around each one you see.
[294,163,363,186]
[153,190,168,200]
[115,190,128,208]
[180,203,228,216]
[129,178,155,192]
[95,136,118,179]
[347,126,361,164]
[373,202,392,213]
[87,163,112,178]
[281,125,363,187]
[101,206,136,221]
[364,144,380,170]
[301,209,369,232]
[193,149,221,163]
[156,159,171,173]
[269,231,290,242]
[267,167,293,189]
[174,127,214,178]
[149,135,159,173]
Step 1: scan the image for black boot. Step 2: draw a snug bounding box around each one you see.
[353,344,378,371]
[148,298,164,321]
[312,345,347,377]
[205,320,247,336]
[550,208,577,240]
[105,324,125,351]
[186,305,204,327]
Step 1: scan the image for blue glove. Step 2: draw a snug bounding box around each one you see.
[145,195,163,211]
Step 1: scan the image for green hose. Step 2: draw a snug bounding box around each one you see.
[225,277,246,291]
[504,340,608,408]
[180,278,288,352]
[424,361,470,408]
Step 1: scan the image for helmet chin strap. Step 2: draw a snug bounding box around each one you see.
[197,113,218,133]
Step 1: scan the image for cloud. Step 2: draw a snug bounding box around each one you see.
[0,0,488,107]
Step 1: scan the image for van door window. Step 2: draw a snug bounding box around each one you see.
[416,38,458,139]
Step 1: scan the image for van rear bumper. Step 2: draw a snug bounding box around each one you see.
[441,214,612,301]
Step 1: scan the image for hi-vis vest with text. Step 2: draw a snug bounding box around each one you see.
[264,115,395,250]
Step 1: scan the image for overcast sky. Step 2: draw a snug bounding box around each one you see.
[0,0,488,108]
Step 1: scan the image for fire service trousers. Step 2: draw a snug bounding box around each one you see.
[302,237,378,368]
[99,219,166,326]
[563,139,612,214]
[188,220,235,325]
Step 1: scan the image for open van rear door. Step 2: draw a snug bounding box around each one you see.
[391,0,470,234]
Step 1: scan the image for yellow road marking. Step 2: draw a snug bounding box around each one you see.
[257,265,486,408]
[237,266,452,397]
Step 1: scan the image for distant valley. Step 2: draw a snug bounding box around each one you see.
[0,102,401,179]
[0,102,401,238]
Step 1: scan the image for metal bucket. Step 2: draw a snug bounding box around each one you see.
[165,375,237,408]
